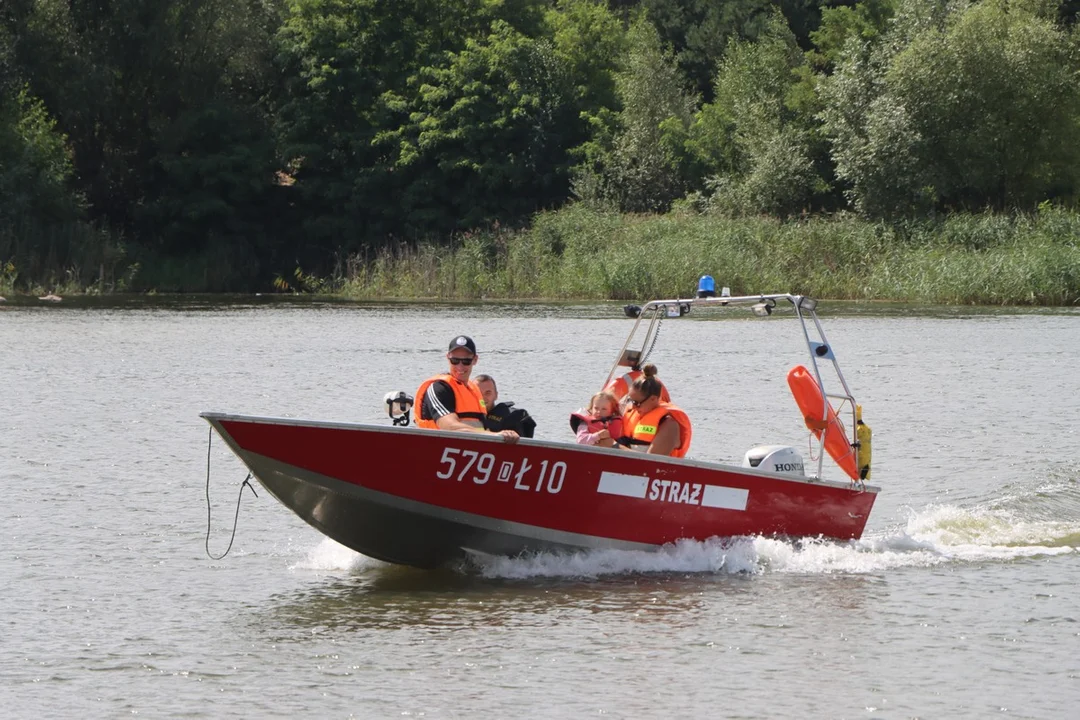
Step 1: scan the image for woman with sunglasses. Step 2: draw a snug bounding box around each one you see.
[415,336,519,443]
[605,362,671,407]
[619,366,692,457]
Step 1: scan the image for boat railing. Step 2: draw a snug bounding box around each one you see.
[606,293,860,481]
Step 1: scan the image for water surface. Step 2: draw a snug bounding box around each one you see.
[2,299,1078,718]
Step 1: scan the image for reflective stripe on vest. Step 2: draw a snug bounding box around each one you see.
[414,374,487,429]
[620,403,692,458]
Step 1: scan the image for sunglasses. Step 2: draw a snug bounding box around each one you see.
[629,394,654,408]
[448,357,474,366]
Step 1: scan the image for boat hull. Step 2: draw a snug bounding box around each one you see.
[203,413,879,569]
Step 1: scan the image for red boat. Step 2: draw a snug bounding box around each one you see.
[203,292,878,569]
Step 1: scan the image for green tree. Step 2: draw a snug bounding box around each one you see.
[808,0,897,70]
[576,17,696,213]
[546,0,626,134]
[145,101,279,256]
[891,0,1080,210]
[1060,0,1080,25]
[8,1,282,261]
[0,86,79,226]
[821,0,1080,216]
[378,20,577,232]
[639,0,833,101]
[274,0,500,247]
[0,15,77,222]
[673,12,824,216]
[0,81,96,290]
[277,0,622,244]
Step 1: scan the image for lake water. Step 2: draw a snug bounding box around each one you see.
[2,298,1079,718]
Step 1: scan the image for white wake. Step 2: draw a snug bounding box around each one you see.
[290,498,1079,579]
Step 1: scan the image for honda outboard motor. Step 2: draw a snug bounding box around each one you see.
[384,391,414,427]
[742,445,805,476]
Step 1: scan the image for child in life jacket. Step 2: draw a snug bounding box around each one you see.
[569,391,623,447]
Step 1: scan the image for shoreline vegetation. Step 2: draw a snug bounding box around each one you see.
[3,204,1079,306]
[4,2,1080,307]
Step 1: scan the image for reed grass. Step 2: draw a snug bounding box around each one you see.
[1,216,266,294]
[5,206,1079,305]
[340,205,1080,305]
[0,216,128,295]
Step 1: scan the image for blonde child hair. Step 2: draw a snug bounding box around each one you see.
[589,390,619,416]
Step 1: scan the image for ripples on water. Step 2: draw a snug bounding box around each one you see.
[3,299,1079,718]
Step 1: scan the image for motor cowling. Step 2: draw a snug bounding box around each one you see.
[742,445,805,476]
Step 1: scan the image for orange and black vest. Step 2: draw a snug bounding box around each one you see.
[621,402,692,458]
[414,374,487,429]
[605,370,671,404]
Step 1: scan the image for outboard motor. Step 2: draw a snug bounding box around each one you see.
[384,391,414,427]
[742,445,805,476]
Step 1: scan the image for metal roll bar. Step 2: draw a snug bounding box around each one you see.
[603,293,860,481]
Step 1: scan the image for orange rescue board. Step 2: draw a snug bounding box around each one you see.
[787,365,859,480]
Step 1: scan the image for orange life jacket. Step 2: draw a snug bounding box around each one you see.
[414,374,487,429]
[621,402,692,458]
[606,370,671,404]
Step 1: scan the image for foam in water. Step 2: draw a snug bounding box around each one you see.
[468,500,1078,578]
[291,537,385,572]
[288,500,1078,579]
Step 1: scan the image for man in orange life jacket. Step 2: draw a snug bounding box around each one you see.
[415,336,519,443]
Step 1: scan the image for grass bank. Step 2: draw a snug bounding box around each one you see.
[341,205,1080,305]
[4,205,1079,305]
[0,217,131,297]
[1,216,273,296]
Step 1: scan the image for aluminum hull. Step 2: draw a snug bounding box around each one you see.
[204,413,879,569]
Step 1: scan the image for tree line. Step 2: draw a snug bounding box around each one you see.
[2,0,1079,292]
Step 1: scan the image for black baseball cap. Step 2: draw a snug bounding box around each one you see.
[448,335,477,355]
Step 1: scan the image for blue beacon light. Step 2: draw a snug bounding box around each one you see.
[697,275,716,298]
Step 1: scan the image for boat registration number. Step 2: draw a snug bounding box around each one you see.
[435,447,566,494]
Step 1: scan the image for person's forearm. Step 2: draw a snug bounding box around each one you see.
[648,420,679,455]
[577,428,601,444]
[438,415,500,434]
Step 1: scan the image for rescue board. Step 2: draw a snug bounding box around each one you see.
[787,365,859,480]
